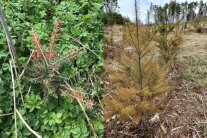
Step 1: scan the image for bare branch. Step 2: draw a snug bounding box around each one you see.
[9,61,17,138]
[64,80,98,138]
[16,109,42,138]
[19,50,34,79]
[0,112,13,117]
[69,36,99,57]
[52,47,84,65]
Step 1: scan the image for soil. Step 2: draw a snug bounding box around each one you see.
[104,27,207,138]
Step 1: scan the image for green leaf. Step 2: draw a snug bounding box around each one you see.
[49,120,54,126]
[71,127,81,135]
[57,113,62,118]
[55,118,62,124]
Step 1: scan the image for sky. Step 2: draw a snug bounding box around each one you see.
[117,0,207,23]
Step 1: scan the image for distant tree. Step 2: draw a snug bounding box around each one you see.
[181,1,188,22]
[149,3,154,23]
[104,0,123,26]
[149,1,207,24]
[198,0,204,18]
[104,0,118,12]
[146,10,150,24]
[169,0,177,22]
[175,2,181,21]
[187,2,198,21]
[103,12,124,25]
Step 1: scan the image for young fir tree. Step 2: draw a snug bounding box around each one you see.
[105,0,170,124]
[153,7,183,65]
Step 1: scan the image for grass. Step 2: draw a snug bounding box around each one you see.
[176,33,207,88]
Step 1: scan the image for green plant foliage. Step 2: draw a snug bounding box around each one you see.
[0,0,103,137]
[25,94,43,112]
[103,12,125,25]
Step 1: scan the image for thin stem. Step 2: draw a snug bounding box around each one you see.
[69,36,99,57]
[10,61,17,138]
[19,50,34,79]
[52,47,84,65]
[0,112,13,117]
[64,80,98,138]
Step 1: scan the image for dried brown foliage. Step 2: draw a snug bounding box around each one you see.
[105,21,170,124]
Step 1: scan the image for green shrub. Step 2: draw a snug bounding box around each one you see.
[0,0,103,137]
[103,12,124,25]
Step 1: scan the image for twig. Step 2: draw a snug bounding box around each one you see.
[10,61,17,138]
[16,109,42,138]
[27,86,32,95]
[88,72,103,110]
[19,50,34,79]
[77,99,98,138]
[0,112,13,117]
[52,47,84,65]
[64,80,98,138]
[69,36,99,57]
[105,93,114,100]
[8,44,26,111]
[162,99,172,114]
[198,122,207,124]
[193,126,201,138]
[171,126,183,132]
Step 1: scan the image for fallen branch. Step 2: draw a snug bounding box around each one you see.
[64,80,98,138]
[16,109,42,138]
[77,99,98,138]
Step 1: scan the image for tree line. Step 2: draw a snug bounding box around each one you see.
[147,0,207,24]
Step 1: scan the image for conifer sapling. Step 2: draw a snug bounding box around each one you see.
[105,1,170,124]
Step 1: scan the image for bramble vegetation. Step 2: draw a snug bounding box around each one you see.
[0,0,103,137]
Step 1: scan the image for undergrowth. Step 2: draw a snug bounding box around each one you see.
[0,0,103,138]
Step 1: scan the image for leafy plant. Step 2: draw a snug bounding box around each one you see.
[25,94,43,112]
[0,0,103,137]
